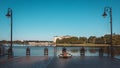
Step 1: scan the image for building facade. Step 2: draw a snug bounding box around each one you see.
[53,35,73,43]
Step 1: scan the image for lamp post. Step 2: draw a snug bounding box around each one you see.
[102,7,114,58]
[6,8,13,58]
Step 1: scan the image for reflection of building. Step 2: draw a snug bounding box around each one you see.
[53,35,73,43]
[28,41,53,46]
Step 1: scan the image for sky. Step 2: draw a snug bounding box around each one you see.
[0,0,120,41]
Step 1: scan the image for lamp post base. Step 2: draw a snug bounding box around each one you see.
[110,46,114,58]
[8,47,13,59]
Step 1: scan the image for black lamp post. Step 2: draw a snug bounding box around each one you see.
[6,8,13,58]
[102,7,114,58]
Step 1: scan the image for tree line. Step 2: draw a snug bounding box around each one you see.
[0,40,53,44]
[56,34,120,45]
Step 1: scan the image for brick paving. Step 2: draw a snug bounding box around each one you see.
[0,56,53,68]
[47,56,120,68]
[0,56,120,68]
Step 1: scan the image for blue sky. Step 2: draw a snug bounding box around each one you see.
[0,0,120,41]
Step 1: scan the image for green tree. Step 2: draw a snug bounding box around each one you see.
[112,34,120,45]
[104,34,111,44]
[88,36,96,44]
[95,37,104,44]
[78,37,87,44]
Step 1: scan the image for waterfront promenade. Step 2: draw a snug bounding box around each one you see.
[0,56,120,68]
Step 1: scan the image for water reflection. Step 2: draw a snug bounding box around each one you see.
[89,48,97,53]
[70,49,79,53]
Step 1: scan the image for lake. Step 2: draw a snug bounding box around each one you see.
[4,44,120,59]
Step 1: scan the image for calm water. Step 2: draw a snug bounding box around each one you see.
[4,44,120,59]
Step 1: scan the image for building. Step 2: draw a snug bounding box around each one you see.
[53,36,62,43]
[53,35,73,43]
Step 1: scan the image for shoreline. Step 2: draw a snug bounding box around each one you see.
[56,44,110,47]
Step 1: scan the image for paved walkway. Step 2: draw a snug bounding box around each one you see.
[47,56,120,68]
[0,56,120,68]
[0,56,53,68]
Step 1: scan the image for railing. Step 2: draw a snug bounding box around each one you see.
[1,45,120,59]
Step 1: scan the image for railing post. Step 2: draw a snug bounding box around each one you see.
[110,46,114,58]
[44,47,48,56]
[0,47,1,55]
[0,46,5,56]
[26,47,30,56]
[8,47,13,58]
[80,47,85,56]
[54,46,57,57]
[99,47,103,57]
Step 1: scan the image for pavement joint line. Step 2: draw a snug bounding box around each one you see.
[44,57,55,68]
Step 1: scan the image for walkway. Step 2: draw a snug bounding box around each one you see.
[47,56,120,68]
[0,56,53,68]
[0,56,120,68]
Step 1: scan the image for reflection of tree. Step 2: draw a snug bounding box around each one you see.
[104,46,120,56]
[70,49,79,53]
[113,46,120,55]
[89,49,97,53]
[104,47,109,53]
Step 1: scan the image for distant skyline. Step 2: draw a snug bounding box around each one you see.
[0,0,120,41]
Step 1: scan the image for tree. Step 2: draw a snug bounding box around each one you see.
[104,34,111,44]
[112,34,120,45]
[79,37,87,44]
[56,34,120,45]
[95,37,104,44]
[88,36,96,44]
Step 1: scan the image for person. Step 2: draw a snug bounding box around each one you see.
[62,47,66,53]
[59,47,72,58]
